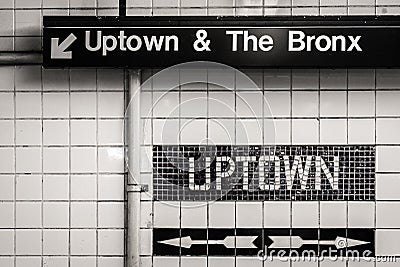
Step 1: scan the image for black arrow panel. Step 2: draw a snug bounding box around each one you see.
[153,228,375,257]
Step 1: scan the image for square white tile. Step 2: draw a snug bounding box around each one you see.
[16,202,41,228]
[0,66,14,91]
[71,147,97,173]
[236,91,263,117]
[16,93,41,118]
[320,69,347,89]
[71,120,96,145]
[319,202,347,228]
[348,91,375,117]
[348,69,375,89]
[0,148,14,173]
[180,119,207,144]
[139,229,152,256]
[70,92,97,118]
[71,202,97,228]
[140,201,153,229]
[98,203,124,228]
[320,119,347,144]
[292,202,319,228]
[208,257,235,267]
[377,174,400,200]
[153,202,180,228]
[70,230,97,256]
[15,66,41,91]
[292,91,318,117]
[264,91,290,118]
[377,118,400,144]
[236,119,263,144]
[208,119,235,145]
[98,119,124,145]
[42,257,69,267]
[348,119,375,144]
[42,69,69,91]
[236,202,262,228]
[98,175,124,200]
[209,92,235,117]
[43,175,69,200]
[152,92,179,118]
[348,202,375,228]
[0,203,14,228]
[43,202,69,228]
[266,119,290,145]
[97,69,124,91]
[16,230,41,255]
[0,230,14,255]
[43,120,69,145]
[209,202,235,228]
[0,121,14,145]
[292,69,319,89]
[43,147,69,173]
[376,230,400,256]
[98,230,124,255]
[98,92,125,118]
[0,93,14,118]
[43,230,69,255]
[98,147,124,173]
[377,91,400,116]
[43,92,69,118]
[320,91,347,117]
[264,201,291,228]
[181,202,207,228]
[0,175,14,201]
[70,257,96,267]
[377,202,400,228]
[292,119,319,145]
[180,92,207,117]
[16,147,41,173]
[377,146,400,172]
[70,69,96,91]
[71,175,97,200]
[16,175,41,200]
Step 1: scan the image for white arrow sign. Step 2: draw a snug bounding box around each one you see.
[158,236,258,249]
[51,33,77,59]
[268,236,369,249]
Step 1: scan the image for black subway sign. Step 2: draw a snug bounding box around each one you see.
[44,16,400,68]
[153,145,375,201]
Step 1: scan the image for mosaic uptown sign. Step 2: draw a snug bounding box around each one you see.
[44,16,400,68]
[153,145,375,201]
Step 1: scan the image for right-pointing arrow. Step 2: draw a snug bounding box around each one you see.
[51,33,77,59]
[268,236,370,249]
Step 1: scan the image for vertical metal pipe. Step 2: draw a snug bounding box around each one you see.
[127,70,141,267]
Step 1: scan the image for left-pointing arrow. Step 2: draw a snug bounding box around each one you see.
[51,33,77,59]
[158,236,258,249]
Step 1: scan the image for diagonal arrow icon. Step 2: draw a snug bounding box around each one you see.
[51,33,77,59]
[158,236,258,249]
[268,236,370,249]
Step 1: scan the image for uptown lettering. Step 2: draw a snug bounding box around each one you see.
[85,30,179,56]
[188,155,339,191]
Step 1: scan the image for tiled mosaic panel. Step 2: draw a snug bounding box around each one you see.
[153,145,375,201]
[153,228,375,257]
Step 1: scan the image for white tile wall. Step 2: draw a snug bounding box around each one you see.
[0,66,125,266]
[2,1,400,266]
